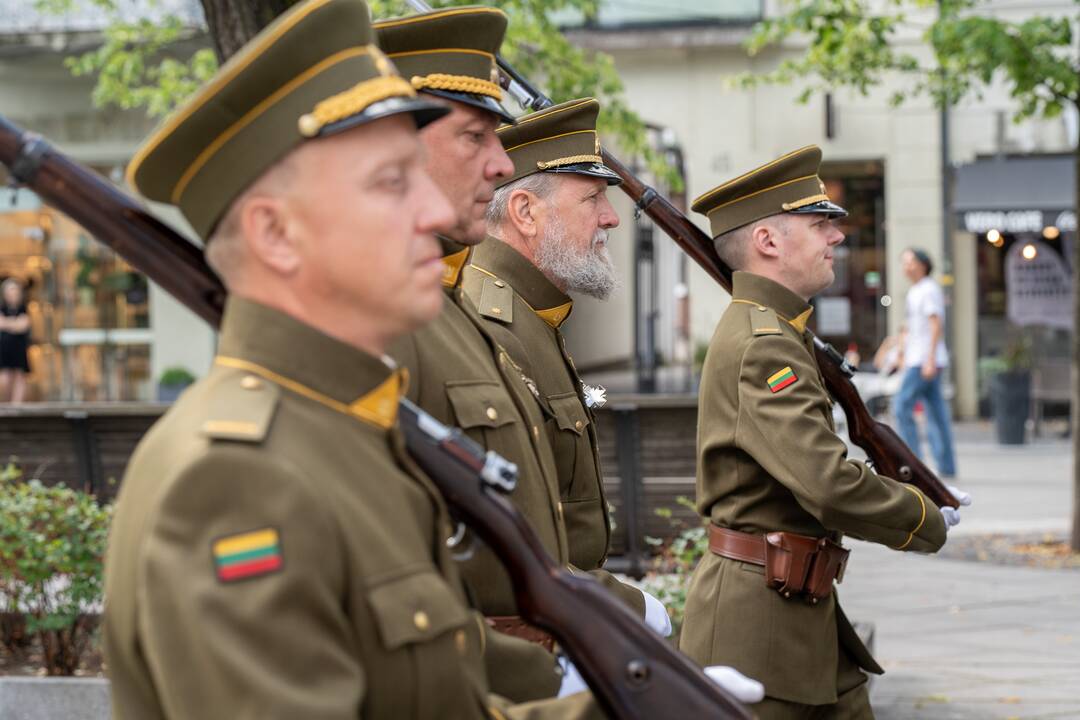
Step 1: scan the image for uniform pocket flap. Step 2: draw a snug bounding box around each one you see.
[548,393,589,435]
[368,570,470,651]
[446,381,517,429]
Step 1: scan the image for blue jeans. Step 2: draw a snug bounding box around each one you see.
[894,366,957,477]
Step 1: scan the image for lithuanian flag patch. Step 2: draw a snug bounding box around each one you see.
[212,527,283,582]
[767,366,798,393]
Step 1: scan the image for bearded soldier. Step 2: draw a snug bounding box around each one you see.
[462,98,670,637]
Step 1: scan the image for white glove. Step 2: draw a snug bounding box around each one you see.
[642,589,673,637]
[704,665,766,704]
[940,484,971,531]
[947,484,973,507]
[556,655,588,698]
[940,505,961,530]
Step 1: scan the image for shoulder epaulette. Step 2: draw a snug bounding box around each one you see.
[200,370,281,443]
[477,275,514,324]
[748,305,783,336]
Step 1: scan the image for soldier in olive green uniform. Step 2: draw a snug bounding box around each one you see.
[680,146,965,719]
[461,98,668,633]
[375,11,645,696]
[104,2,599,717]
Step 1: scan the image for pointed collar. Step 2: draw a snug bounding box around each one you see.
[216,297,404,429]
[440,236,470,289]
[731,271,814,333]
[469,237,574,329]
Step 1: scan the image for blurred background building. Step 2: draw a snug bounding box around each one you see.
[0,0,1074,417]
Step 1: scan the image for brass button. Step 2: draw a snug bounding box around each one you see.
[494,279,506,288]
[413,611,430,631]
[455,629,467,654]
[491,307,502,315]
[486,407,498,421]
[240,375,262,390]
[757,305,767,312]
[297,113,321,138]
[574,420,584,431]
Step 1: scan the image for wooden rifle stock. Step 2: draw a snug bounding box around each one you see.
[398,400,750,720]
[0,115,226,327]
[600,150,959,510]
[0,114,749,718]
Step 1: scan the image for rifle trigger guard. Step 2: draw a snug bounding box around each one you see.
[634,187,658,219]
[446,522,474,561]
[11,133,49,184]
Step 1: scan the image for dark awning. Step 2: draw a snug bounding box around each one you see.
[954,154,1075,234]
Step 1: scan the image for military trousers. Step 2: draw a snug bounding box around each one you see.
[752,648,873,720]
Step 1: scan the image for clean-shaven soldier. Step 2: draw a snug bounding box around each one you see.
[375,9,663,700]
[104,1,600,717]
[680,146,967,719]
[463,97,669,635]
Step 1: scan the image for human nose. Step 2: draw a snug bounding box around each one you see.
[417,170,455,235]
[485,134,514,181]
[599,195,620,229]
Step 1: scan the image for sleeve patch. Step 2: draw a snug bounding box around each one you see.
[767,366,798,393]
[212,527,284,582]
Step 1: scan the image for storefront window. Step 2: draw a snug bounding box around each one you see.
[0,179,151,401]
[815,160,887,369]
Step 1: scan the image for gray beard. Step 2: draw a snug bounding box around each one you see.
[534,216,618,300]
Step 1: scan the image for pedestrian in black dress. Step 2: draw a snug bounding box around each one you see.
[0,278,31,403]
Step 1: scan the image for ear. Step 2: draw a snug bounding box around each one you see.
[507,188,540,240]
[238,195,301,276]
[750,221,782,260]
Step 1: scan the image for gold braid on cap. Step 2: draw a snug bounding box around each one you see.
[411,73,502,100]
[298,75,416,137]
[781,193,830,211]
[536,154,603,170]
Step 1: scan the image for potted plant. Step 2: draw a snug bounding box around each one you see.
[986,337,1032,445]
[157,366,196,402]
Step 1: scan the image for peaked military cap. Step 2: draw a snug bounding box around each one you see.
[374,6,515,124]
[126,0,445,240]
[495,97,621,189]
[691,145,847,239]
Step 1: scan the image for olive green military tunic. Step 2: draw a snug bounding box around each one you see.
[104,298,597,720]
[461,239,644,615]
[680,272,947,706]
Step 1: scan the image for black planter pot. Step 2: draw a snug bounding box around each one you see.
[991,371,1031,445]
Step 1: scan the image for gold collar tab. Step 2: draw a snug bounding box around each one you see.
[442,248,470,288]
[214,356,404,430]
[535,301,573,329]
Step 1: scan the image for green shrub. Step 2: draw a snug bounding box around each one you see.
[640,496,708,640]
[158,366,196,387]
[0,462,111,675]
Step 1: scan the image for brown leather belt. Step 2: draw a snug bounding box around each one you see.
[486,615,556,653]
[709,525,848,604]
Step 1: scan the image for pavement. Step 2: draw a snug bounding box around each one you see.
[838,420,1080,720]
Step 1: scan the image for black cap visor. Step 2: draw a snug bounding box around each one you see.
[787,198,848,219]
[544,161,622,186]
[319,95,449,136]
[420,88,516,125]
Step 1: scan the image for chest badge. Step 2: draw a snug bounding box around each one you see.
[767,366,798,393]
[581,382,607,409]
